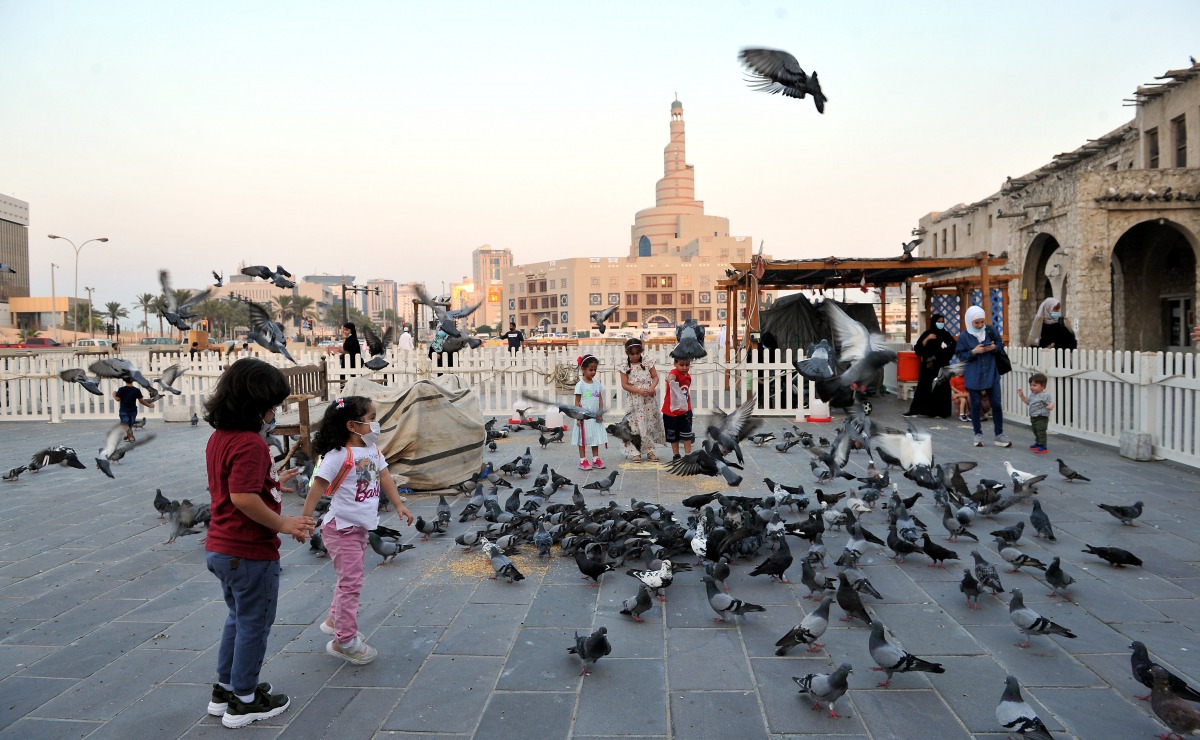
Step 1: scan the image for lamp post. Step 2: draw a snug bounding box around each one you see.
[340,281,380,324]
[48,234,109,335]
[84,286,96,337]
[49,262,59,341]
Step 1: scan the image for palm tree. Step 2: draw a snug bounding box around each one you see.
[274,295,296,326]
[105,302,128,338]
[135,293,156,339]
[152,295,168,335]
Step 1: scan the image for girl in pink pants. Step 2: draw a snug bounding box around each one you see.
[302,396,412,665]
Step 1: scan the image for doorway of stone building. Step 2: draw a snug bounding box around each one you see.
[1022,233,1063,344]
[1111,220,1197,351]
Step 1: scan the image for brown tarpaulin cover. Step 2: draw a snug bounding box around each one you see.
[338,375,484,491]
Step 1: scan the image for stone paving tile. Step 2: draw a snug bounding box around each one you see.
[749,656,869,735]
[31,647,198,721]
[84,683,211,740]
[852,689,973,739]
[0,675,76,731]
[2,597,143,646]
[573,659,666,735]
[0,717,101,739]
[383,655,503,734]
[328,625,444,688]
[472,692,576,740]
[0,644,56,681]
[669,690,767,737]
[1035,687,1166,738]
[667,627,755,691]
[280,687,402,740]
[17,619,171,679]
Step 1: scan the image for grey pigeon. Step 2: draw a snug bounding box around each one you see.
[794,339,837,380]
[1043,557,1075,600]
[793,663,853,718]
[995,540,1047,573]
[989,521,1025,545]
[702,574,766,622]
[960,568,982,610]
[1009,588,1076,648]
[775,596,831,655]
[212,270,223,287]
[483,538,525,582]
[88,357,152,389]
[1056,458,1090,482]
[158,269,214,330]
[153,488,178,518]
[582,470,619,495]
[190,413,199,426]
[436,495,452,526]
[240,264,294,289]
[414,516,446,541]
[3,465,27,482]
[246,300,296,363]
[29,445,87,471]
[567,626,610,676]
[533,517,553,558]
[0,262,16,273]
[971,550,1005,595]
[996,675,1054,740]
[704,394,762,465]
[164,499,203,544]
[806,300,898,402]
[868,621,946,686]
[800,559,835,600]
[1098,500,1143,526]
[739,47,828,114]
[1029,500,1056,541]
[900,238,922,258]
[1131,641,1200,703]
[368,532,414,564]
[359,324,394,370]
[59,368,103,395]
[521,392,604,422]
[1151,665,1200,739]
[669,318,706,359]
[1083,544,1143,568]
[619,585,653,622]
[942,504,978,542]
[590,304,619,334]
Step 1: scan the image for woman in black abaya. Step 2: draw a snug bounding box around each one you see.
[904,313,956,418]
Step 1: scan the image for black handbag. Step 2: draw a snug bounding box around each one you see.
[987,327,1012,375]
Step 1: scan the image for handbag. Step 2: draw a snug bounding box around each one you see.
[987,327,1012,375]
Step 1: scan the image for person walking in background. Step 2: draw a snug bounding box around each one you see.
[114,376,155,441]
[618,338,665,462]
[1017,372,1055,454]
[904,313,956,418]
[202,358,313,728]
[955,305,1011,448]
[573,354,607,470]
[1028,297,1077,350]
[398,327,414,351]
[301,396,413,666]
[662,357,694,460]
[502,321,524,353]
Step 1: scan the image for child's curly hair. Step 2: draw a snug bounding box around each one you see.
[313,395,373,456]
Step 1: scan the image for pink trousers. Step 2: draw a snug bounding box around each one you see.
[322,520,368,644]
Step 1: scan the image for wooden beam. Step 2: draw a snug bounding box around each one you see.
[905,281,913,344]
[880,285,887,339]
[979,252,992,322]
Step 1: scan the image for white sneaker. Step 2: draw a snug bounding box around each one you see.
[327,638,378,665]
[973,434,983,447]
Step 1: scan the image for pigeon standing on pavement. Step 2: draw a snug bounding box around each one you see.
[836,572,873,625]
[483,538,525,582]
[995,539,1047,573]
[960,568,982,610]
[1083,544,1143,568]
[702,575,766,622]
[1056,458,1090,482]
[996,675,1054,740]
[582,470,619,495]
[920,533,958,567]
[627,559,674,601]
[567,626,611,676]
[1150,665,1200,739]
[775,596,832,655]
[1009,588,1076,648]
[868,622,946,687]
[619,585,653,622]
[1098,501,1143,526]
[1029,500,1056,541]
[1043,557,1075,600]
[972,550,1005,595]
[1130,641,1200,702]
[793,663,853,718]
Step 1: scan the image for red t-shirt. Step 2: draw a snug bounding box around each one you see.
[662,368,692,417]
[205,429,282,560]
[949,376,966,393]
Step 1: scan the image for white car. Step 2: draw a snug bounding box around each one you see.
[74,339,114,348]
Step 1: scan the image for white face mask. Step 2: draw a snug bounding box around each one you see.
[260,416,276,437]
[356,421,381,446]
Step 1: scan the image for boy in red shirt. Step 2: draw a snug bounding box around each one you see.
[662,357,694,460]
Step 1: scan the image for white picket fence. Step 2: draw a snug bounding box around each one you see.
[0,343,820,424]
[1002,347,1200,467]
[8,344,1199,468]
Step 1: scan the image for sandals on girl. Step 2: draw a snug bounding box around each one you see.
[646,453,660,462]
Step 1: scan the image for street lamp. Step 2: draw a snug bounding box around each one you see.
[340,281,380,324]
[49,262,59,341]
[48,234,109,335]
[84,286,96,338]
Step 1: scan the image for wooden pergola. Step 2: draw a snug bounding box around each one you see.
[716,252,1010,366]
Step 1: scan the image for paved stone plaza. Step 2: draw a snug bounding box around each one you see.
[1,395,1199,739]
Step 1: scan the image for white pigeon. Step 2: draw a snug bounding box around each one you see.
[873,422,933,472]
[1004,461,1039,485]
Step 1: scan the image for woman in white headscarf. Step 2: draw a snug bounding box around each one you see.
[954,305,1011,447]
[1027,297,1077,350]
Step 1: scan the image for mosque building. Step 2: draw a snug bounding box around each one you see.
[499,98,769,336]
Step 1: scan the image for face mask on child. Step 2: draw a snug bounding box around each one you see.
[260,416,276,437]
[356,421,381,446]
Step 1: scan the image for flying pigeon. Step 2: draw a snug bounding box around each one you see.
[996,675,1054,740]
[801,300,897,402]
[900,238,922,258]
[567,626,610,676]
[795,339,837,380]
[670,319,706,360]
[360,324,394,370]
[240,264,295,289]
[59,368,103,396]
[704,394,762,465]
[164,499,204,544]
[29,445,87,472]
[158,269,213,331]
[155,363,186,395]
[0,262,17,273]
[212,270,223,287]
[793,663,853,718]
[738,47,828,114]
[1009,588,1076,648]
[590,304,619,334]
[246,300,296,363]
[89,357,153,389]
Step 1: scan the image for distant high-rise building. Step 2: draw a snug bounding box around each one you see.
[0,194,30,303]
[471,245,512,330]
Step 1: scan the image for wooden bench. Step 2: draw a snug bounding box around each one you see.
[274,362,328,459]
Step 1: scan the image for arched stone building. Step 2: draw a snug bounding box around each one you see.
[917,60,1200,351]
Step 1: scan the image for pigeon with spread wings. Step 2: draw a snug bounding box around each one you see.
[240,264,295,289]
[795,301,897,402]
[360,324,394,370]
[704,394,761,465]
[246,300,296,363]
[738,47,827,114]
[590,304,620,334]
[158,269,213,331]
[415,284,481,338]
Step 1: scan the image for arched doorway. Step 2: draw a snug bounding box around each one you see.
[1111,220,1197,351]
[1021,233,1063,343]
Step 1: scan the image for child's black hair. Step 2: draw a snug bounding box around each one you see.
[313,395,373,456]
[1030,372,1048,386]
[623,338,643,354]
[202,358,291,431]
[579,354,599,370]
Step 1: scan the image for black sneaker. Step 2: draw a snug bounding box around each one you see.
[673,453,681,461]
[222,686,290,728]
[208,682,272,716]
[901,412,918,418]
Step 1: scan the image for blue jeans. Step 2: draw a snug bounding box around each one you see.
[968,381,1004,436]
[206,552,280,695]
[119,409,136,427]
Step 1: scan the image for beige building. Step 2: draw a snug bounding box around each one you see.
[501,98,766,335]
[470,245,512,331]
[916,58,1200,352]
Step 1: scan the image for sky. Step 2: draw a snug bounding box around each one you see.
[2,0,1199,313]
